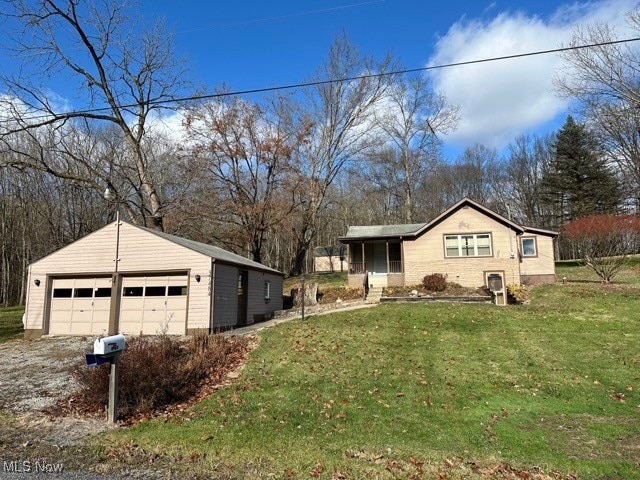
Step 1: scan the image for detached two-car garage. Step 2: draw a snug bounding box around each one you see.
[24,222,284,338]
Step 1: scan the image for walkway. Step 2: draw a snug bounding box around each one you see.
[223,302,378,336]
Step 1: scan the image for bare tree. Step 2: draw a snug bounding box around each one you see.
[373,73,459,222]
[436,144,500,208]
[555,9,640,209]
[502,133,555,226]
[0,0,191,229]
[287,36,396,276]
[182,96,305,264]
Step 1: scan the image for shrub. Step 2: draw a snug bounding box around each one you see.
[422,273,447,292]
[70,333,248,419]
[507,284,529,304]
[563,214,640,283]
[317,286,364,303]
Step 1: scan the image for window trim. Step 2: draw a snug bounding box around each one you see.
[521,236,538,258]
[443,233,493,258]
[264,280,271,303]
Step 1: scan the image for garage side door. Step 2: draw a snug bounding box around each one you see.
[119,275,188,335]
[49,277,112,335]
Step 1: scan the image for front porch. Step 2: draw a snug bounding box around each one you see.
[345,241,405,289]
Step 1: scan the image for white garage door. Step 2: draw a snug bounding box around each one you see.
[49,277,112,335]
[119,275,188,335]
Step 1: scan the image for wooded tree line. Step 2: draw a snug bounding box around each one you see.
[1,0,639,305]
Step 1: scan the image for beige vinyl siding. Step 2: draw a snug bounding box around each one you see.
[26,222,212,333]
[314,256,346,273]
[403,207,521,288]
[520,234,556,278]
[212,263,239,328]
[247,270,283,323]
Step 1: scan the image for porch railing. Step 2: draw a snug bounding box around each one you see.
[389,261,402,273]
[349,261,403,274]
[349,262,365,274]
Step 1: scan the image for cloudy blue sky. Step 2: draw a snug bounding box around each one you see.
[138,0,638,154]
[3,0,640,155]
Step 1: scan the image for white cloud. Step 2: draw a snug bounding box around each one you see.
[146,108,188,143]
[429,0,638,150]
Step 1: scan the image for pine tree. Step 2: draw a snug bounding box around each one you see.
[541,115,620,229]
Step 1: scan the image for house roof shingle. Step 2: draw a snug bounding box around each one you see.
[340,223,427,240]
[338,198,558,242]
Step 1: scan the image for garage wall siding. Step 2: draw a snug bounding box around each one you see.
[247,270,284,323]
[212,263,239,329]
[25,222,212,333]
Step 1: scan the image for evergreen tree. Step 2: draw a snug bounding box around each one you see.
[541,115,620,229]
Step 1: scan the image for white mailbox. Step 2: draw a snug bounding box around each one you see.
[94,334,126,355]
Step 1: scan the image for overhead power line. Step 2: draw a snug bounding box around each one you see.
[3,36,640,125]
[177,0,386,34]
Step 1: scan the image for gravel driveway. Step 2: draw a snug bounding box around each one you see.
[0,337,134,479]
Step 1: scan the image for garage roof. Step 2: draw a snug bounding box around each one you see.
[139,226,283,275]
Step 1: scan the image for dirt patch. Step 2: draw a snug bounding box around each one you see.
[539,414,640,463]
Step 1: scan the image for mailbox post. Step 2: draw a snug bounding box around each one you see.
[86,334,126,423]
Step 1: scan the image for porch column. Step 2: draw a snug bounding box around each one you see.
[345,243,349,273]
[386,241,390,273]
[361,242,365,273]
[400,240,405,274]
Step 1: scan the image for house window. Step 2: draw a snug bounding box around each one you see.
[444,234,492,257]
[264,281,271,301]
[521,237,537,257]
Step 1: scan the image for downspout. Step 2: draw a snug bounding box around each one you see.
[506,205,517,285]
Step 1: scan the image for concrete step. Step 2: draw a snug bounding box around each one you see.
[366,287,384,303]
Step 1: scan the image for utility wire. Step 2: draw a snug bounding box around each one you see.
[2,36,640,125]
[177,0,386,34]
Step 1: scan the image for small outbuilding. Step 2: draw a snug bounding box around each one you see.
[313,245,347,273]
[23,221,284,338]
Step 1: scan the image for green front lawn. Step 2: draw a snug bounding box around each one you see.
[102,282,640,479]
[0,306,23,343]
[556,254,640,285]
